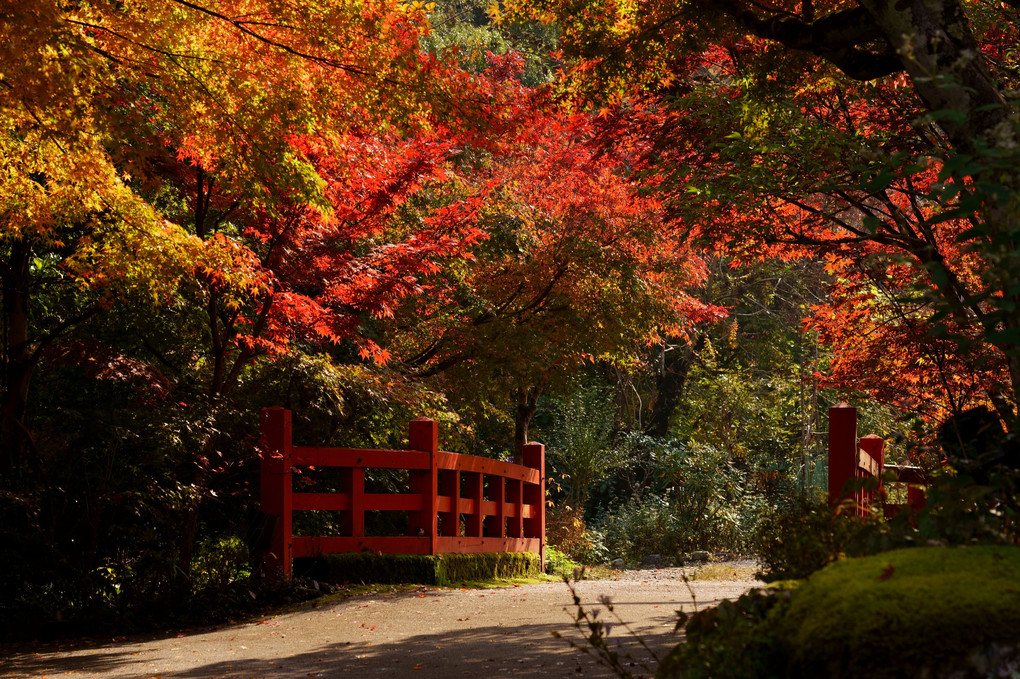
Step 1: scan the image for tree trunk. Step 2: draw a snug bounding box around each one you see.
[514,385,542,463]
[645,334,706,438]
[2,240,33,470]
[859,0,1013,159]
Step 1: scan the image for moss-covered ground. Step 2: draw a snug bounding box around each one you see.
[658,545,1020,679]
[778,545,1020,678]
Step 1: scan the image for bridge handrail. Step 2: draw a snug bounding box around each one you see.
[259,407,546,578]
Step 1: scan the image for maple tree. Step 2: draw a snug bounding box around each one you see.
[0,0,504,605]
[508,0,1020,430]
[380,64,723,457]
[0,0,466,470]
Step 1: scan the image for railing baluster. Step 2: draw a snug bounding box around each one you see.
[489,475,505,538]
[465,471,483,537]
[507,478,523,538]
[438,469,460,536]
[859,435,885,509]
[340,467,365,538]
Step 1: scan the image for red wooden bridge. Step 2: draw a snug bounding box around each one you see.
[827,403,928,516]
[259,407,546,578]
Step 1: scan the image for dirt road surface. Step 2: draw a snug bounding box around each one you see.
[1,567,760,679]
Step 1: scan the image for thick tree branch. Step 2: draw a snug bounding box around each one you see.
[716,1,902,80]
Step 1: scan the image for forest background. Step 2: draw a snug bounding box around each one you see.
[1,0,1018,635]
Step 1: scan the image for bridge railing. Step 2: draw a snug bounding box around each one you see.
[828,404,928,517]
[259,407,546,578]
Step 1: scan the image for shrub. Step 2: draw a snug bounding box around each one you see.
[657,586,792,679]
[596,437,771,561]
[547,503,609,565]
[544,545,581,576]
[546,504,587,554]
[545,382,628,508]
[599,493,686,563]
[191,535,250,593]
[753,498,876,582]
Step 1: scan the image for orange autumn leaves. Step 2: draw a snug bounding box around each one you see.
[569,30,1015,424]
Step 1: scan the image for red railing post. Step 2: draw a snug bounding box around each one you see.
[408,419,438,554]
[828,404,857,508]
[465,472,483,537]
[859,434,885,509]
[260,407,293,579]
[522,442,546,571]
[907,484,926,512]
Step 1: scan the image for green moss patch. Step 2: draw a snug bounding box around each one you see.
[657,545,1020,679]
[296,551,541,587]
[777,545,1020,678]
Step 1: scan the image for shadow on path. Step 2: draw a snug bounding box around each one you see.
[3,618,678,678]
[1,578,753,679]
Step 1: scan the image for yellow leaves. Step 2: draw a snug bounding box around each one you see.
[0,124,112,245]
[69,212,267,307]
[2,1,106,140]
[0,114,263,307]
[399,0,436,12]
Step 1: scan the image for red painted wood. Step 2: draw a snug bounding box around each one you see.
[464,471,483,537]
[435,537,541,553]
[908,484,926,511]
[506,479,523,538]
[261,409,548,577]
[260,407,293,578]
[438,469,460,536]
[859,435,885,469]
[859,435,885,507]
[437,452,540,484]
[522,442,545,569]
[828,404,858,507]
[888,465,928,485]
[364,493,424,511]
[293,536,432,557]
[857,448,881,476]
[488,475,506,538]
[352,468,366,537]
[408,419,438,553]
[340,467,365,537]
[828,408,932,519]
[293,447,429,469]
[293,492,351,512]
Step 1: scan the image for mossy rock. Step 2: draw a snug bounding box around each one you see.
[296,551,541,587]
[778,545,1020,678]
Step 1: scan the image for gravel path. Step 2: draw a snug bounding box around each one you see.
[1,565,760,679]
